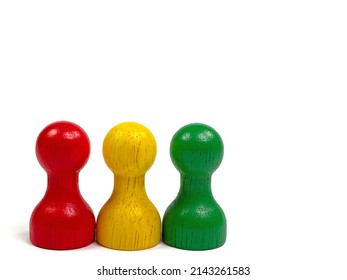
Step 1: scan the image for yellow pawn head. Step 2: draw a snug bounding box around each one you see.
[103,122,157,177]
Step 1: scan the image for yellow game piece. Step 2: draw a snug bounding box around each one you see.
[96,122,161,250]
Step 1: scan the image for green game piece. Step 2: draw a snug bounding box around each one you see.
[162,123,227,250]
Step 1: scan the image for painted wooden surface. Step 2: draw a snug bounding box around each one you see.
[163,123,226,250]
[30,121,95,250]
[96,122,161,250]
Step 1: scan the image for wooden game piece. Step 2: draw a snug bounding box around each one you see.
[96,122,161,250]
[30,121,95,250]
[162,123,226,250]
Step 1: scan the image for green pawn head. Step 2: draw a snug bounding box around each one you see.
[170,123,224,176]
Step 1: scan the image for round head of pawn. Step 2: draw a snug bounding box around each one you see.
[103,122,157,176]
[36,121,90,175]
[170,123,224,176]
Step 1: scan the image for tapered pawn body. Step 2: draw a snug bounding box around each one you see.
[163,123,226,250]
[96,122,161,250]
[30,121,95,250]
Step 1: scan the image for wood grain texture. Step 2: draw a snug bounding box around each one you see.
[96,122,161,250]
[30,121,95,250]
[162,123,226,250]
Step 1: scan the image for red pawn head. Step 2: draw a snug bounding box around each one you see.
[30,121,95,250]
[36,121,90,175]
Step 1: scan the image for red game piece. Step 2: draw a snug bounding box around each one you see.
[30,121,95,250]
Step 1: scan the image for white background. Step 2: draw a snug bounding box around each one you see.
[1,1,347,279]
